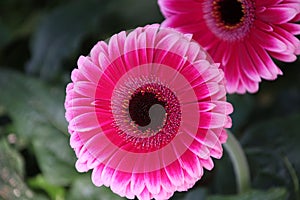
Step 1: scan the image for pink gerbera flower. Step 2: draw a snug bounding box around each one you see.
[65,24,233,200]
[158,0,300,93]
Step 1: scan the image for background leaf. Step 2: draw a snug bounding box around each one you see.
[66,174,125,200]
[0,69,78,186]
[26,0,108,81]
[241,114,300,200]
[207,188,288,200]
[25,0,163,82]
[0,138,48,200]
[0,69,67,139]
[28,175,65,200]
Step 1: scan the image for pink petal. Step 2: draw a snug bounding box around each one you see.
[211,85,227,101]
[195,129,224,158]
[101,165,115,187]
[77,56,102,84]
[81,133,116,165]
[160,169,175,193]
[254,20,274,32]
[144,171,161,195]
[66,106,94,122]
[91,164,105,186]
[66,97,92,107]
[130,174,145,195]
[110,171,131,197]
[185,139,210,159]
[124,184,135,199]
[179,149,203,178]
[217,129,228,144]
[280,23,300,35]
[200,67,224,84]
[275,25,300,53]
[269,51,297,62]
[194,27,219,50]
[75,160,89,172]
[211,101,234,115]
[251,40,283,79]
[199,112,228,129]
[189,60,211,80]
[256,0,284,7]
[257,6,297,24]
[198,102,216,112]
[98,52,112,72]
[74,81,96,97]
[221,42,231,66]
[194,82,221,101]
[137,187,152,200]
[185,41,205,63]
[158,0,203,16]
[163,160,184,187]
[239,69,259,93]
[155,31,189,58]
[108,31,126,61]
[251,28,287,53]
[199,157,214,170]
[152,188,173,200]
[69,112,99,132]
[238,43,261,82]
[71,68,87,82]
[90,41,109,68]
[244,41,273,79]
[292,13,300,22]
[224,45,240,93]
[70,133,82,148]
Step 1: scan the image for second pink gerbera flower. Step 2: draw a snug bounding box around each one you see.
[158,0,300,94]
[65,24,232,199]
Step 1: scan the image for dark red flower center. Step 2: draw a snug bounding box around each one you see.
[111,82,181,152]
[129,91,166,129]
[214,0,245,28]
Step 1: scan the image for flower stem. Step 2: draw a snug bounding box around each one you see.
[283,156,300,200]
[224,130,251,193]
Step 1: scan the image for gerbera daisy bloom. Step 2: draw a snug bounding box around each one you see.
[158,0,300,93]
[65,24,233,200]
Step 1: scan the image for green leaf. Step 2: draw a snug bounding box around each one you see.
[0,138,48,200]
[105,0,164,28]
[227,94,255,133]
[0,69,67,139]
[66,174,125,200]
[28,175,65,200]
[26,0,107,80]
[207,188,288,200]
[25,0,164,81]
[0,21,12,48]
[241,114,300,200]
[32,124,79,186]
[211,149,237,195]
[0,69,78,186]
[183,188,207,200]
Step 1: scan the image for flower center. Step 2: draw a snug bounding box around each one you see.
[111,78,181,151]
[213,0,245,28]
[129,91,166,130]
[203,0,255,41]
[216,0,244,27]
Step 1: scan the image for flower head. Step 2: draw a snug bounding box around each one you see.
[65,24,233,200]
[158,0,300,93]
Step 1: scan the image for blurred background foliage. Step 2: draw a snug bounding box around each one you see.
[0,0,299,199]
